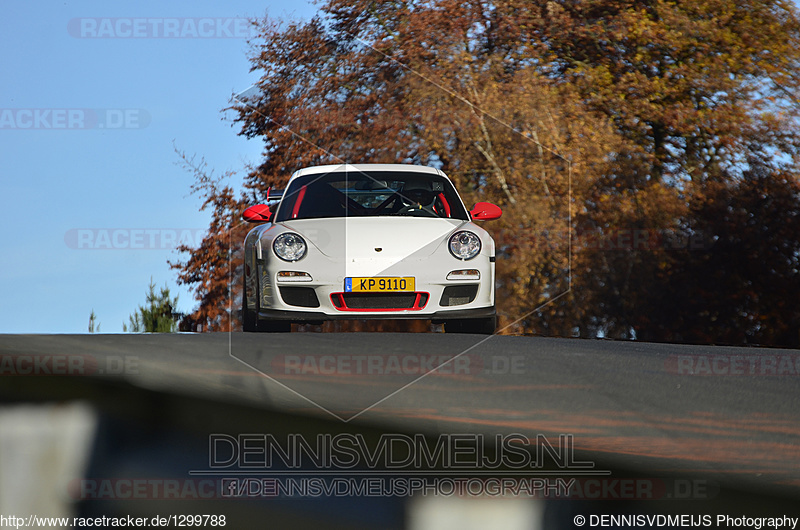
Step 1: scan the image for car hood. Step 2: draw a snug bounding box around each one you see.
[279,217,466,276]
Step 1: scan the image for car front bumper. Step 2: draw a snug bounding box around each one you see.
[257,268,495,322]
[256,305,496,323]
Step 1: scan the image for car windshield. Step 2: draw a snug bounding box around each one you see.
[274,171,470,222]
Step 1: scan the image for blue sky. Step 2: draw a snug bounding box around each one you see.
[0,1,320,333]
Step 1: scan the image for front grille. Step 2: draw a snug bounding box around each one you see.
[440,285,479,306]
[279,286,320,308]
[331,292,429,311]
[344,293,416,309]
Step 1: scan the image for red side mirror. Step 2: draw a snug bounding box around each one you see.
[243,204,272,223]
[470,202,502,221]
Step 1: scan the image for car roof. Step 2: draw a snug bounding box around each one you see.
[290,164,448,183]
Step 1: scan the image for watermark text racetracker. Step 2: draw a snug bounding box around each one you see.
[65,228,205,250]
[0,108,150,129]
[68,17,256,39]
[275,353,526,376]
[0,354,138,376]
[1,514,226,528]
[665,354,800,376]
[537,228,712,252]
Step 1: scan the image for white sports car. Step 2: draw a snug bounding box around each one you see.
[241,164,502,333]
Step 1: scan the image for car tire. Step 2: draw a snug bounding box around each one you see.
[242,275,258,332]
[444,315,496,335]
[242,273,291,332]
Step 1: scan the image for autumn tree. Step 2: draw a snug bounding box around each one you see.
[522,0,800,182]
[632,165,800,347]
[170,151,242,332]
[517,0,800,338]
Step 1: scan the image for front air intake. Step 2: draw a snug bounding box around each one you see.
[439,285,478,306]
[330,292,429,311]
[279,286,320,308]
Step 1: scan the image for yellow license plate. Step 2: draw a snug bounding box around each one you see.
[345,277,415,292]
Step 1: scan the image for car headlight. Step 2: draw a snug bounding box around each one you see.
[449,231,481,260]
[273,233,307,261]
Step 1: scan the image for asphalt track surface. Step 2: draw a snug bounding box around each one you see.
[2,332,799,499]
